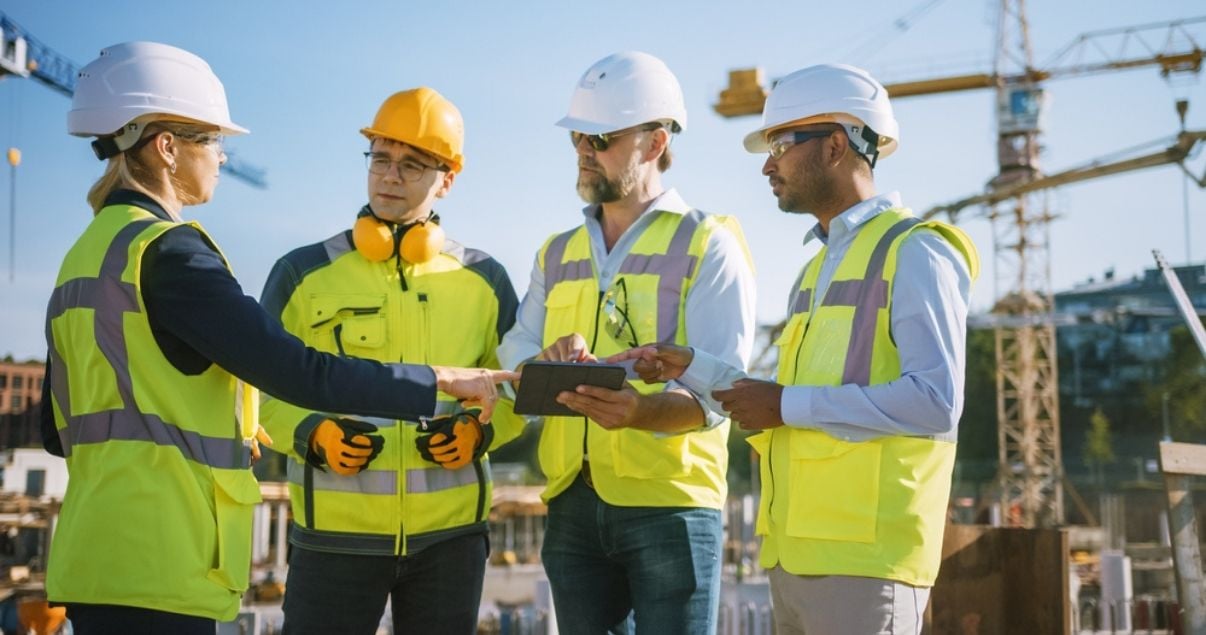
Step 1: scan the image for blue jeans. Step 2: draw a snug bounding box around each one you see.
[282,532,488,635]
[542,475,723,635]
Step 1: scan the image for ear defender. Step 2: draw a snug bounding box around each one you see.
[353,213,445,264]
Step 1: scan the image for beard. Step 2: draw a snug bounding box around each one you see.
[775,150,841,216]
[576,162,638,204]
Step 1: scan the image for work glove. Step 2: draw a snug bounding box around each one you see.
[310,418,385,476]
[415,410,493,471]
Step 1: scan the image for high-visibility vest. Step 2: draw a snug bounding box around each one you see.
[749,208,979,586]
[260,227,523,555]
[45,203,261,621]
[537,209,753,509]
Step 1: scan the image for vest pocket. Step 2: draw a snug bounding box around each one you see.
[610,428,690,479]
[785,431,880,544]
[543,284,586,343]
[206,469,262,592]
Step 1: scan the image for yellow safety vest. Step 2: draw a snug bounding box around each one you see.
[260,227,523,555]
[749,208,979,587]
[538,209,752,509]
[45,204,261,621]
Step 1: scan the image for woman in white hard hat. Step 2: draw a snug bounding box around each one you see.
[41,41,513,634]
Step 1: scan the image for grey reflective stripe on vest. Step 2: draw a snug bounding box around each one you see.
[617,210,702,344]
[791,289,812,314]
[261,399,462,431]
[45,219,249,470]
[543,229,593,290]
[406,458,490,494]
[289,460,398,495]
[817,217,922,386]
[287,454,488,495]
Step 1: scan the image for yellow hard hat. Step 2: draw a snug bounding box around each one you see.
[360,87,464,173]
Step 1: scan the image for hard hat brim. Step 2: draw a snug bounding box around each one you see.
[554,115,619,136]
[743,126,773,153]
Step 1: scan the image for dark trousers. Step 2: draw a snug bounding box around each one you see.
[65,603,216,635]
[282,532,488,635]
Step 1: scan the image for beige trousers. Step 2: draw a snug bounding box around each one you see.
[768,566,930,635]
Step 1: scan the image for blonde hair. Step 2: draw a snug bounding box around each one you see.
[85,120,219,215]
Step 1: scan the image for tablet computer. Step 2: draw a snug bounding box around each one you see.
[514,361,627,416]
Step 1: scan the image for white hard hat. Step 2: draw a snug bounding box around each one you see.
[744,63,898,166]
[556,51,687,135]
[69,41,248,151]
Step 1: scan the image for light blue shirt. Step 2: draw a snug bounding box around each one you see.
[680,191,972,441]
[498,188,757,430]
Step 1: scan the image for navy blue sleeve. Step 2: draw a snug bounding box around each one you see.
[142,225,437,420]
[40,355,63,457]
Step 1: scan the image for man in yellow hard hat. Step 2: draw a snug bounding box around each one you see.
[259,87,523,635]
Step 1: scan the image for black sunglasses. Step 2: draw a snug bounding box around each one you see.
[570,123,663,152]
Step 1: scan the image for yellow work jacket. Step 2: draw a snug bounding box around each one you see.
[750,208,979,587]
[45,203,261,620]
[260,223,522,555]
[538,209,751,509]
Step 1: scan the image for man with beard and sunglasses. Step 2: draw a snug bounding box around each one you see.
[497,51,756,634]
[609,64,980,635]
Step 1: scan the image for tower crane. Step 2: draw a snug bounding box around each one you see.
[0,12,267,188]
[717,11,1206,528]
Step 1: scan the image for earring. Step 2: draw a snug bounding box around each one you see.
[168,162,177,175]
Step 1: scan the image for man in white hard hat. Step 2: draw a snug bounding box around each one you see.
[498,51,756,634]
[609,63,980,634]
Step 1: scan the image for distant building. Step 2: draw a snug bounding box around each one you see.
[0,360,44,451]
[1054,263,1205,406]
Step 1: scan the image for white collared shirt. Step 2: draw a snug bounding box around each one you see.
[679,191,972,441]
[498,188,757,429]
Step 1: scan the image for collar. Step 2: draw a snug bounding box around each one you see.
[104,189,174,222]
[803,191,902,246]
[579,187,691,221]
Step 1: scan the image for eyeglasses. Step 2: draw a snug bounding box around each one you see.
[183,133,225,155]
[767,129,836,160]
[601,278,639,348]
[570,123,663,153]
[364,152,445,182]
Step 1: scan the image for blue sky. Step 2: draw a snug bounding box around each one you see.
[1,1,1203,360]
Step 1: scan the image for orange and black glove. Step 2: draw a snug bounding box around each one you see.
[415,410,493,471]
[310,418,384,476]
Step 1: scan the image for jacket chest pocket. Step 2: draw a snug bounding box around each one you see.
[309,294,388,358]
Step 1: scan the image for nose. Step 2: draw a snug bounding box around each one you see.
[762,155,776,176]
[574,135,594,157]
[218,149,228,167]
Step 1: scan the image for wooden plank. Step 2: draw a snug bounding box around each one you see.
[1163,472,1206,634]
[1161,442,1206,477]
[928,525,1071,634]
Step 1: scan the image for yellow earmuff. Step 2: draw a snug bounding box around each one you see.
[352,213,445,264]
